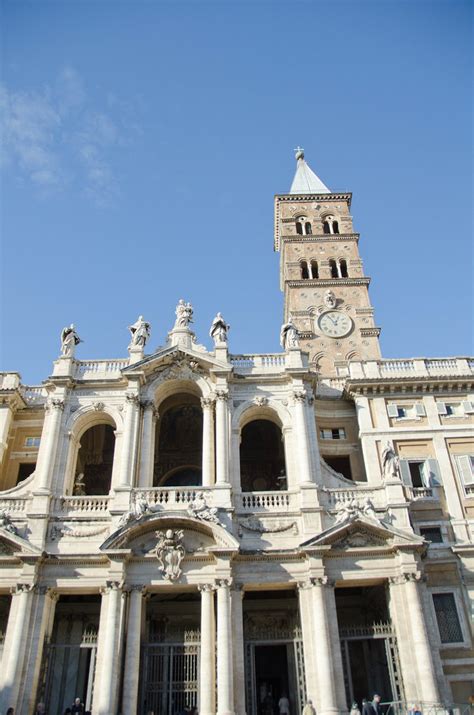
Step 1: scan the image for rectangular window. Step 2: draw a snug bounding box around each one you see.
[419,527,443,543]
[432,593,463,643]
[455,455,474,485]
[445,403,463,416]
[387,404,424,419]
[25,437,41,447]
[408,461,425,488]
[320,428,346,440]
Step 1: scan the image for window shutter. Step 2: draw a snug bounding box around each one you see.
[437,402,447,415]
[425,459,442,486]
[461,401,474,415]
[415,403,426,417]
[387,404,399,418]
[456,455,474,485]
[399,459,412,486]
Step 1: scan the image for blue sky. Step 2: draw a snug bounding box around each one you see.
[1,0,472,384]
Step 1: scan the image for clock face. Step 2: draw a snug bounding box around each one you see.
[318,310,353,338]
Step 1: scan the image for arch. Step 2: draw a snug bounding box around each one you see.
[295,215,311,236]
[232,400,290,432]
[339,258,348,277]
[74,423,116,495]
[143,370,212,405]
[323,220,331,234]
[333,220,339,234]
[154,391,203,487]
[329,259,339,278]
[296,222,303,235]
[240,417,286,491]
[310,260,319,279]
[322,214,339,235]
[300,260,310,280]
[345,350,361,362]
[305,222,312,235]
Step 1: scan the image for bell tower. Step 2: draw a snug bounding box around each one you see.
[274,148,381,376]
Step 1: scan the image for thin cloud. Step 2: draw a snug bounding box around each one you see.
[0,66,137,205]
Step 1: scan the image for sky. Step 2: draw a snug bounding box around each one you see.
[1,0,472,385]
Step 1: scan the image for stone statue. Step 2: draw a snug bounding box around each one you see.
[0,509,17,534]
[128,315,151,348]
[73,473,86,496]
[209,312,230,345]
[324,290,337,308]
[382,441,400,480]
[362,497,378,521]
[187,491,219,524]
[334,498,360,524]
[60,324,82,357]
[174,299,194,328]
[155,529,185,581]
[118,494,150,527]
[280,321,299,350]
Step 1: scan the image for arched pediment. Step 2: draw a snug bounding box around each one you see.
[0,526,43,559]
[101,512,240,555]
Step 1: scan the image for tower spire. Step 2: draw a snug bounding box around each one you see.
[289,147,331,194]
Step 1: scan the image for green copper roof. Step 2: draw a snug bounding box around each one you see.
[289,147,331,194]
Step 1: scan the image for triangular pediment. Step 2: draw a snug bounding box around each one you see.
[300,516,425,552]
[0,527,43,558]
[123,344,230,379]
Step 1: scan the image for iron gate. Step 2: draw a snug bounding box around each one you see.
[140,642,200,715]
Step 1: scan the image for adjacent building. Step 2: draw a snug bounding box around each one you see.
[0,150,472,714]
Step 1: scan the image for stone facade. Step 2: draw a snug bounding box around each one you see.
[0,153,473,714]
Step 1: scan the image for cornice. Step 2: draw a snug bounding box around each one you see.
[286,277,370,288]
[346,376,474,396]
[275,192,352,205]
[360,328,381,337]
[280,234,359,244]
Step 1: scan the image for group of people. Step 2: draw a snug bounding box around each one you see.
[30,697,88,714]
[350,694,384,715]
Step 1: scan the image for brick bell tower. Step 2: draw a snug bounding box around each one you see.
[274,148,381,376]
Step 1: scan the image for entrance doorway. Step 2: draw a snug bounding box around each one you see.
[254,645,290,715]
[341,635,397,705]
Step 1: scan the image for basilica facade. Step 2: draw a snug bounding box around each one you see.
[0,151,473,715]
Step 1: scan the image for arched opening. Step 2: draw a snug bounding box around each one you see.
[323,220,331,234]
[296,221,303,235]
[154,393,203,487]
[74,423,115,495]
[310,260,319,279]
[339,259,348,277]
[329,259,339,278]
[333,220,339,234]
[305,222,312,235]
[240,419,286,491]
[300,261,309,280]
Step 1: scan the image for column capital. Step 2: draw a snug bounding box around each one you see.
[389,571,422,586]
[201,396,216,410]
[141,399,159,418]
[198,582,216,593]
[214,389,229,402]
[293,389,307,404]
[10,582,34,594]
[125,584,146,594]
[298,576,333,590]
[33,584,58,600]
[216,577,232,589]
[45,398,65,412]
[101,580,123,594]
[125,392,140,407]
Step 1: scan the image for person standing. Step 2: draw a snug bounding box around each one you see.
[372,694,383,715]
[278,692,290,715]
[71,698,84,714]
[302,701,316,715]
[362,699,374,715]
[350,702,361,715]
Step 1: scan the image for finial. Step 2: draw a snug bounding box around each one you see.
[294,146,304,161]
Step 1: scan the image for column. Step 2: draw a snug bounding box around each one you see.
[0,584,34,711]
[231,585,246,715]
[35,398,65,492]
[217,579,234,715]
[122,586,144,715]
[138,401,158,487]
[393,573,441,702]
[0,402,14,467]
[94,581,123,715]
[118,392,140,488]
[215,390,229,485]
[293,390,312,484]
[297,582,318,704]
[201,397,215,487]
[199,584,216,715]
[310,578,339,715]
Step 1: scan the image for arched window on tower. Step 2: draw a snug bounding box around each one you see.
[323,215,339,235]
[323,220,331,234]
[329,259,339,278]
[296,222,303,235]
[305,222,312,235]
[333,220,340,234]
[310,260,319,279]
[339,259,348,277]
[300,261,310,279]
[296,216,311,236]
[240,419,286,491]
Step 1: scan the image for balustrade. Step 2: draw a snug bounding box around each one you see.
[134,487,213,508]
[321,486,386,509]
[236,490,297,512]
[75,359,129,380]
[53,495,111,515]
[230,353,286,373]
[0,497,30,513]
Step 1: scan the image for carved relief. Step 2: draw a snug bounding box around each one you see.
[155,529,185,581]
[238,517,298,536]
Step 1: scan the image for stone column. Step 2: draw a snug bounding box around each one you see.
[199,584,216,715]
[138,401,158,488]
[297,582,318,704]
[391,573,441,702]
[35,398,65,492]
[118,392,140,488]
[0,584,34,711]
[215,390,230,485]
[122,586,144,715]
[94,581,123,715]
[310,579,342,715]
[201,397,215,487]
[293,390,312,485]
[0,402,14,467]
[217,579,234,715]
[231,585,246,715]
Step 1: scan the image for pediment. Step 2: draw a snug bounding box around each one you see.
[123,345,230,380]
[101,512,240,555]
[300,516,425,552]
[0,527,43,558]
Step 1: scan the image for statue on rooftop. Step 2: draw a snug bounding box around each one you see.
[280,321,299,351]
[209,312,230,345]
[128,315,151,348]
[174,299,194,328]
[60,324,82,357]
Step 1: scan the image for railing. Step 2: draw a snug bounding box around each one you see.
[349,357,473,380]
[21,385,47,404]
[321,486,387,508]
[75,359,129,380]
[381,702,472,715]
[134,487,212,508]
[404,486,435,500]
[464,484,474,497]
[0,497,30,513]
[236,490,298,513]
[53,495,111,515]
[230,354,286,373]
